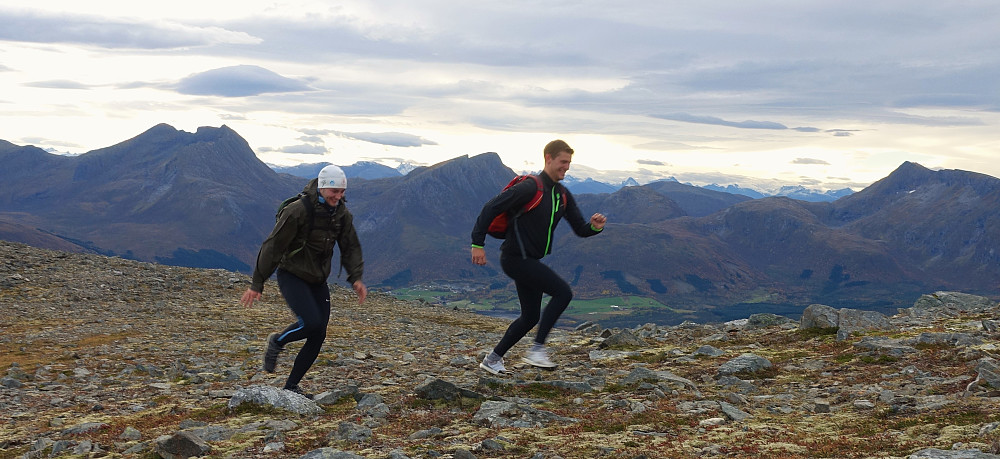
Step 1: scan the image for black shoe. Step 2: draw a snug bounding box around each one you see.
[285,385,313,399]
[263,333,284,373]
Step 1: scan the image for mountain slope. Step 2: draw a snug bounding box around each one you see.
[3,126,999,312]
[0,124,300,269]
[811,162,1000,287]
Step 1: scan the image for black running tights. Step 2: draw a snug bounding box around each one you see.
[275,269,330,389]
[493,255,573,357]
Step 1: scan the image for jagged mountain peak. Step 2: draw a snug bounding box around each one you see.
[866,161,935,193]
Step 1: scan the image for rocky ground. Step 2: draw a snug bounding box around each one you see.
[2,239,1000,459]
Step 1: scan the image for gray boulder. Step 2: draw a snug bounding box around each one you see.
[119,426,142,441]
[907,332,983,347]
[976,358,1000,389]
[228,385,321,415]
[533,379,595,393]
[599,329,647,349]
[800,304,839,329]
[314,385,360,405]
[154,432,211,459]
[472,400,578,428]
[693,345,725,357]
[414,377,483,401]
[853,337,918,357]
[623,366,699,395]
[717,353,772,377]
[299,448,366,459]
[719,401,751,422]
[329,421,372,443]
[746,313,794,329]
[185,424,234,442]
[909,448,1000,458]
[717,376,758,394]
[904,291,998,319]
[836,308,891,341]
[61,422,107,436]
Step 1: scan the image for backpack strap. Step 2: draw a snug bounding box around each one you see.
[287,195,315,257]
[512,175,547,260]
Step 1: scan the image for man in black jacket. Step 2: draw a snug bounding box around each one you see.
[470,140,607,374]
[241,165,367,396]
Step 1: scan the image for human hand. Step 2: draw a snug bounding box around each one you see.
[471,246,487,265]
[353,280,368,304]
[240,288,262,307]
[590,213,607,230]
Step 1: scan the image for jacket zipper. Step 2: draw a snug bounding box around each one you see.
[544,187,559,255]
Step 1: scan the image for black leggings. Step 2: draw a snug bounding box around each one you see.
[493,255,573,357]
[275,269,330,389]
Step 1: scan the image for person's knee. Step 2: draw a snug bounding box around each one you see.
[520,315,540,330]
[301,321,327,338]
[552,285,573,303]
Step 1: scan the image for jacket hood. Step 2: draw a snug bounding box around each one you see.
[303,178,320,200]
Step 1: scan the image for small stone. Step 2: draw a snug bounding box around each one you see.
[854,399,875,409]
[699,417,726,427]
[813,400,831,413]
[120,426,142,441]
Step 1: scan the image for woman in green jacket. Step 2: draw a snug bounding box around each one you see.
[240,165,367,397]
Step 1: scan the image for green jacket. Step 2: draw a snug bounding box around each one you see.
[250,178,364,292]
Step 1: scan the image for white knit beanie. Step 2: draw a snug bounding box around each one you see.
[317,165,347,189]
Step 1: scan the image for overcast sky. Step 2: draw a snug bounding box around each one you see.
[2,1,999,191]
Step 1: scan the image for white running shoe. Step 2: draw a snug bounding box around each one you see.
[523,348,557,369]
[479,357,508,375]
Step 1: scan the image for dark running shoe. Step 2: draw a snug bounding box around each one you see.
[285,385,313,399]
[262,332,284,373]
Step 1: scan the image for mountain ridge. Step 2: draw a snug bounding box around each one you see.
[2,124,998,318]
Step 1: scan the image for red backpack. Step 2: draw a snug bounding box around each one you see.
[487,175,564,238]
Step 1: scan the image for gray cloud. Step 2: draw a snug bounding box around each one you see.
[792,158,830,165]
[300,129,437,148]
[637,159,668,166]
[265,144,328,155]
[337,132,438,148]
[6,2,1000,192]
[24,80,92,89]
[174,65,312,97]
[827,129,860,136]
[650,113,788,130]
[0,9,259,49]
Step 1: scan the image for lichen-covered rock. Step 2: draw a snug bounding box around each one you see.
[227,385,321,415]
[472,401,578,428]
[414,377,483,400]
[800,304,839,329]
[904,292,998,319]
[837,308,892,341]
[154,432,211,459]
[598,329,647,349]
[909,448,1000,458]
[717,353,772,377]
[746,313,795,329]
[298,448,366,459]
